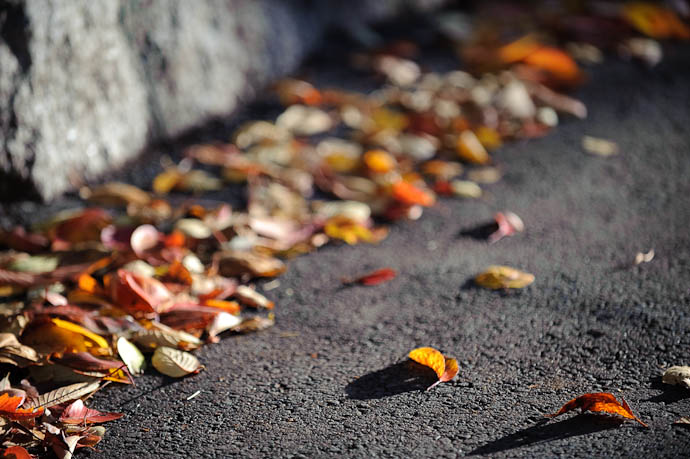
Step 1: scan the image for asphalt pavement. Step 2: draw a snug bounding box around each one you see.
[38,24,690,459]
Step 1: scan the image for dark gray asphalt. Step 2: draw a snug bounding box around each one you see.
[69,34,690,458]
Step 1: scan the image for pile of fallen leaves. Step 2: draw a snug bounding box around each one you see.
[0,1,688,456]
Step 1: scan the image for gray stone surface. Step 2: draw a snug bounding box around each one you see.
[0,0,444,201]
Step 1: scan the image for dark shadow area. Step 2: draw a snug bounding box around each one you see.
[345,360,438,400]
[468,414,626,456]
[645,376,690,404]
[457,222,497,241]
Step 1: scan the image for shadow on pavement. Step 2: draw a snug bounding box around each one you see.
[468,414,626,456]
[457,222,497,241]
[345,360,438,400]
[645,377,690,404]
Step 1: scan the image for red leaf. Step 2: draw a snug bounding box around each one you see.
[1,446,34,459]
[59,399,123,425]
[52,352,125,372]
[108,269,173,315]
[344,268,397,286]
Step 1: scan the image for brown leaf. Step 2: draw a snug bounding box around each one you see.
[218,251,286,279]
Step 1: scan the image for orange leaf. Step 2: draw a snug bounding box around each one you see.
[522,47,581,84]
[344,268,397,286]
[546,392,648,427]
[408,347,458,390]
[498,35,542,63]
[622,2,690,39]
[0,393,44,421]
[109,269,173,315]
[1,445,34,459]
[202,299,241,315]
[391,181,435,207]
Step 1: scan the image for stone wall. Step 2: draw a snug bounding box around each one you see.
[0,0,444,201]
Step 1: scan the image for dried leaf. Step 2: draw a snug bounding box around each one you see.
[36,381,101,409]
[151,346,203,378]
[230,315,275,334]
[673,417,690,427]
[59,399,123,424]
[80,182,151,207]
[0,333,38,367]
[582,136,618,157]
[108,269,173,315]
[344,268,397,286]
[391,181,435,207]
[546,392,648,427]
[408,347,459,390]
[276,105,332,136]
[218,251,286,279]
[634,249,655,265]
[130,224,160,256]
[456,130,490,165]
[662,366,690,389]
[133,323,202,351]
[450,180,482,198]
[233,285,274,309]
[488,211,524,244]
[475,265,535,289]
[116,337,145,375]
[7,255,59,274]
[1,445,34,459]
[622,2,690,39]
[0,393,44,420]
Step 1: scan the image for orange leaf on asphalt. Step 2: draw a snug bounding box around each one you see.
[0,393,44,420]
[546,392,648,427]
[408,347,459,390]
[343,268,397,286]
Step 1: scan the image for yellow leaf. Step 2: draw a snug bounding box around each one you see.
[475,265,535,289]
[51,318,109,349]
[408,347,446,379]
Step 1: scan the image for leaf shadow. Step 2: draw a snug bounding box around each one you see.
[468,414,625,456]
[345,360,438,400]
[457,222,497,241]
[644,376,690,403]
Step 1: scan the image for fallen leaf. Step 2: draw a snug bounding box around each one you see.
[130,224,160,256]
[218,251,286,279]
[343,268,397,286]
[7,255,59,274]
[634,249,655,265]
[116,337,146,375]
[1,445,34,459]
[151,346,203,378]
[546,392,648,427]
[133,323,202,351]
[456,130,490,165]
[673,417,690,427]
[622,2,690,39]
[662,366,690,389]
[233,285,274,309]
[0,393,44,420]
[59,399,123,424]
[487,212,524,244]
[0,333,39,367]
[408,347,459,390]
[391,181,435,207]
[582,136,618,157]
[36,381,101,409]
[475,265,535,289]
[80,182,151,207]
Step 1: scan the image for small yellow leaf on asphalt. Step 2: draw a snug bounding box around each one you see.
[152,346,203,378]
[408,347,459,390]
[475,265,535,289]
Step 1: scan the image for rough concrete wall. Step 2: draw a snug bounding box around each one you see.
[0,0,444,201]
